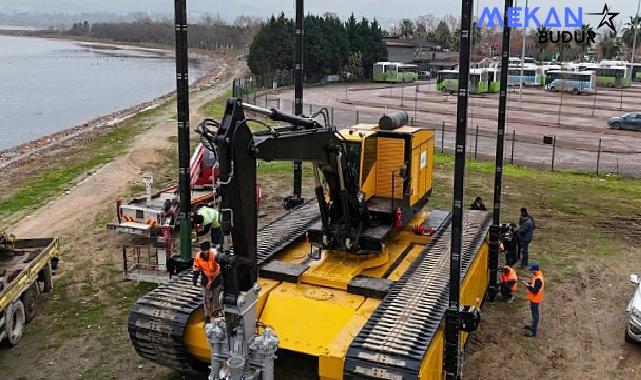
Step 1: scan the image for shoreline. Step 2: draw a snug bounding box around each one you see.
[0,37,229,171]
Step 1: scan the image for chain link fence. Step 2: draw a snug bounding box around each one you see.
[244,92,641,178]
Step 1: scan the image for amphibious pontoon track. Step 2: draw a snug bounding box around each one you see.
[344,210,492,379]
[128,200,320,371]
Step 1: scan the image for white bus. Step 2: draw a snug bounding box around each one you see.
[545,70,596,95]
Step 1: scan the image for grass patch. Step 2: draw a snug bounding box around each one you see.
[0,104,170,220]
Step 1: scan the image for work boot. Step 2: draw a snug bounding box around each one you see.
[524,330,536,337]
[524,325,531,330]
[508,295,515,303]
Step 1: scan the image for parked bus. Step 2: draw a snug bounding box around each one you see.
[373,62,418,83]
[596,65,630,87]
[436,69,498,94]
[627,63,641,81]
[507,65,544,86]
[544,70,596,95]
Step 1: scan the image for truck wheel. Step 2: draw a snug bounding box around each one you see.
[43,262,53,293]
[5,300,25,346]
[626,329,636,343]
[572,88,580,95]
[22,285,39,323]
[611,122,621,130]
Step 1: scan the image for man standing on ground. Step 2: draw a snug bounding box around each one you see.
[518,208,534,269]
[194,205,221,245]
[499,265,518,302]
[470,196,487,211]
[524,263,544,337]
[193,241,222,321]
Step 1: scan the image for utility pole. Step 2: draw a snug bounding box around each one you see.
[174,0,192,266]
[444,0,473,378]
[285,0,305,209]
[489,0,514,303]
[518,0,528,109]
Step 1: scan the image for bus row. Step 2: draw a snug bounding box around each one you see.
[436,66,641,95]
[373,61,641,91]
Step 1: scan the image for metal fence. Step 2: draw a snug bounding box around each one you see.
[244,94,641,178]
[233,71,294,100]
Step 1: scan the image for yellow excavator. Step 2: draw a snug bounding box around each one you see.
[128,0,502,378]
[128,101,492,379]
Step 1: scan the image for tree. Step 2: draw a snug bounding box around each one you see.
[247,13,294,75]
[534,27,549,64]
[575,24,594,62]
[399,18,415,39]
[622,16,641,48]
[434,21,451,48]
[598,31,621,59]
[342,51,364,80]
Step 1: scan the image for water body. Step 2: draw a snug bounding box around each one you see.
[0,35,205,150]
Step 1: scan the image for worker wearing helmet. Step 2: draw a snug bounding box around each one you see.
[499,265,518,302]
[193,241,222,320]
[193,205,221,246]
[524,263,544,337]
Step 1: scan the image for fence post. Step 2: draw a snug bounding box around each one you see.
[410,116,414,126]
[265,92,268,108]
[596,138,602,175]
[401,85,404,107]
[292,100,296,113]
[277,98,281,110]
[551,135,557,171]
[510,130,516,165]
[331,107,334,125]
[441,122,445,153]
[414,84,418,121]
[355,110,360,124]
[474,125,479,159]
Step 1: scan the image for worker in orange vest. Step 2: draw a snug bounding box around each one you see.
[524,263,544,337]
[499,265,518,302]
[192,241,222,321]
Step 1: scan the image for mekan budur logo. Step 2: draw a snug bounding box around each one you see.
[478,3,620,44]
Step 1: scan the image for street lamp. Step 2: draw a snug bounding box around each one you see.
[519,0,528,109]
[631,0,641,76]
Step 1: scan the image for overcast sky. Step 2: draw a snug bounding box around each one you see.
[2,0,640,26]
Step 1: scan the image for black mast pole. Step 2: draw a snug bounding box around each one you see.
[444,0,474,378]
[488,0,514,301]
[285,0,305,209]
[175,0,192,263]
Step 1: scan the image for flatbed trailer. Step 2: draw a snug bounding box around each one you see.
[0,235,59,346]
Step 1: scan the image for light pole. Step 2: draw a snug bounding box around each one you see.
[631,0,640,78]
[518,0,528,109]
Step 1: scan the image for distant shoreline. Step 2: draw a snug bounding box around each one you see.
[0,35,228,170]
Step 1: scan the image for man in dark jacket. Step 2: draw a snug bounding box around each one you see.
[518,208,534,269]
[470,196,487,211]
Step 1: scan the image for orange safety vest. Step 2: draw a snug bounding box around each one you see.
[500,267,518,292]
[527,271,545,304]
[193,249,220,283]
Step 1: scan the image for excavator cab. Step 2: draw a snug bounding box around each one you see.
[337,122,434,226]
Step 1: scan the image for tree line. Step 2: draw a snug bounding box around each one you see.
[391,14,640,61]
[63,18,261,50]
[247,13,388,81]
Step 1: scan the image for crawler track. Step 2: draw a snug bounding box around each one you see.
[127,201,320,371]
[343,210,491,379]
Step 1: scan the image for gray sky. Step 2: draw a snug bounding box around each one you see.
[2,0,640,26]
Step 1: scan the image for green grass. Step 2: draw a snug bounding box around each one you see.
[0,104,170,220]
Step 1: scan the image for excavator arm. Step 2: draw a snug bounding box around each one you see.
[203,98,372,305]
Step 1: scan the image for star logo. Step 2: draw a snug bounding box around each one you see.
[587,4,619,33]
